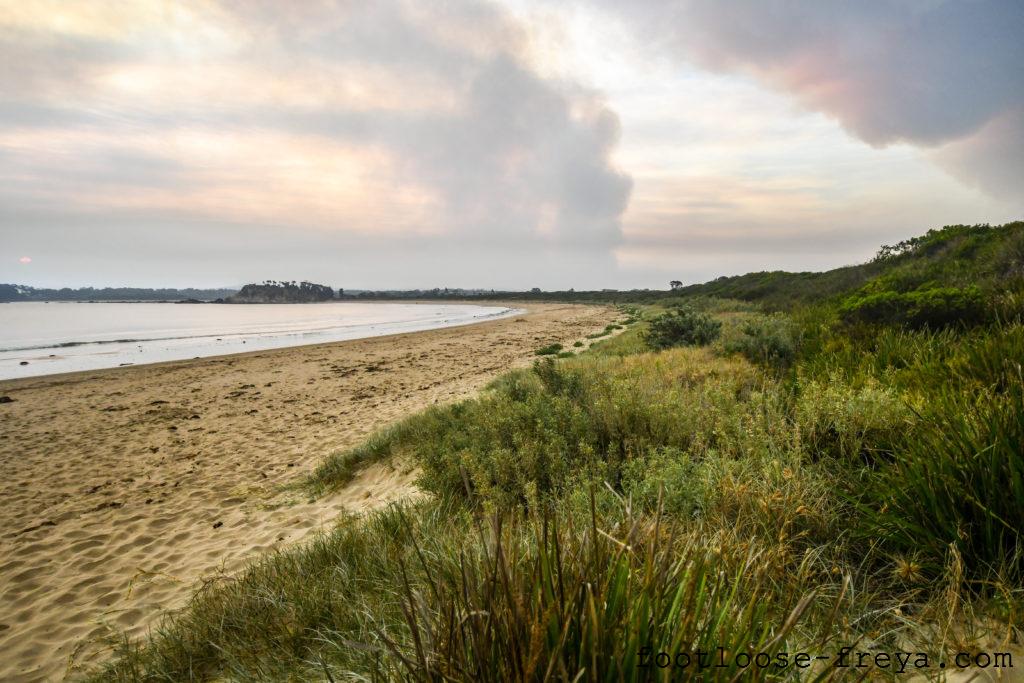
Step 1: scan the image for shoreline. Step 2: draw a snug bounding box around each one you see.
[0,302,618,682]
[0,301,521,382]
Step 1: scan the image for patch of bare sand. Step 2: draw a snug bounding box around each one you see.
[0,302,619,681]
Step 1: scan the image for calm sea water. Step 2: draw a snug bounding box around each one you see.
[0,302,518,380]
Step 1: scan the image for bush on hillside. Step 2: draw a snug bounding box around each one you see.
[725,314,800,368]
[794,375,910,463]
[838,286,986,329]
[534,343,563,356]
[645,306,721,349]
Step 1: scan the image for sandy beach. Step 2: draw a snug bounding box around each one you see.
[0,302,617,681]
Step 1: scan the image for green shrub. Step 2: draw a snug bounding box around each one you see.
[725,314,799,368]
[838,286,987,329]
[621,447,705,517]
[572,340,584,347]
[534,343,563,356]
[793,374,910,463]
[644,306,721,349]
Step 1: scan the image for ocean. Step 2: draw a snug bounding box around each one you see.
[0,301,518,380]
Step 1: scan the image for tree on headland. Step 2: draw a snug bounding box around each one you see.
[227,280,335,303]
[670,280,682,290]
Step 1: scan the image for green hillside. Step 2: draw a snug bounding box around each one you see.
[676,222,1024,312]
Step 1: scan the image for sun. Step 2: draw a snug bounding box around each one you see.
[19,256,32,264]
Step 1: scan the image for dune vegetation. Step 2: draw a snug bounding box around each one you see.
[92,223,1023,681]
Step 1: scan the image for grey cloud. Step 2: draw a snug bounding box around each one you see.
[387,55,631,247]
[0,0,632,286]
[217,0,632,247]
[0,28,122,99]
[600,0,1023,199]
[932,106,1024,202]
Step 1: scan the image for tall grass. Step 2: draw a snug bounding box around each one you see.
[387,498,825,682]
[859,369,1024,580]
[799,322,1024,397]
[90,496,839,682]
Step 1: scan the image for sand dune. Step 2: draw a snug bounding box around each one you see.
[0,302,617,681]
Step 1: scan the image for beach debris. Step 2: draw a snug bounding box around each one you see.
[212,521,223,529]
[0,396,13,404]
[19,361,28,365]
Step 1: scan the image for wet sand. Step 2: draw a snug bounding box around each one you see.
[0,302,617,681]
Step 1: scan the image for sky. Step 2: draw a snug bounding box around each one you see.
[1,0,1021,290]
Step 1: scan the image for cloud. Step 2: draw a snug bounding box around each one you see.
[599,0,1023,200]
[0,0,631,286]
[932,106,1024,201]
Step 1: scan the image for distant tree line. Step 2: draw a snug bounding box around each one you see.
[336,287,671,304]
[0,284,238,302]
